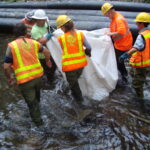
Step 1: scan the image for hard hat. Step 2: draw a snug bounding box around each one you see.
[25,10,35,21]
[56,15,71,28]
[134,12,150,23]
[101,3,113,15]
[32,9,47,20]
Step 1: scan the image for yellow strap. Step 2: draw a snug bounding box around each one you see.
[12,41,24,68]
[33,40,39,58]
[16,68,43,80]
[62,57,86,65]
[77,31,83,53]
[130,59,150,66]
[61,34,68,55]
[143,32,150,39]
[132,52,137,56]
[15,63,41,74]
[62,52,85,59]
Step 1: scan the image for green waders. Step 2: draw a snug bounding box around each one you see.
[65,68,84,103]
[19,77,43,126]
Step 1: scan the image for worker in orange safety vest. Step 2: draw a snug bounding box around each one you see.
[3,23,51,127]
[101,2,133,84]
[56,15,92,104]
[120,12,150,99]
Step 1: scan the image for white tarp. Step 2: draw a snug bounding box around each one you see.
[46,28,118,101]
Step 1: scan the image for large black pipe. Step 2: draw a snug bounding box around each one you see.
[0,10,138,21]
[0,8,139,19]
[0,1,150,12]
[0,17,138,40]
[0,0,147,40]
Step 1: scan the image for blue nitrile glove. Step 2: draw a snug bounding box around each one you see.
[119,52,129,62]
[45,33,53,40]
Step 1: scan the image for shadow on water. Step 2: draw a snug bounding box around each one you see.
[0,34,150,150]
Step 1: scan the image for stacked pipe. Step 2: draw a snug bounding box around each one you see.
[0,0,149,39]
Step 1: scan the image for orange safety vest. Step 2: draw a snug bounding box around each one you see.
[21,18,35,38]
[8,38,44,84]
[58,31,87,72]
[130,30,150,68]
[110,12,133,51]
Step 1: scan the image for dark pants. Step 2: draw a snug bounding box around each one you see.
[115,49,128,77]
[130,67,150,99]
[19,77,43,126]
[40,57,57,82]
[65,68,84,102]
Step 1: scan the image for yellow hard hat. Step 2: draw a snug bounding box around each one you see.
[101,3,113,15]
[56,15,72,28]
[134,12,150,23]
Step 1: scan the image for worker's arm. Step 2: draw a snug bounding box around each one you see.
[119,34,145,61]
[34,33,53,45]
[83,35,92,57]
[38,37,48,45]
[41,46,51,68]
[3,63,16,85]
[3,46,16,85]
[107,32,120,36]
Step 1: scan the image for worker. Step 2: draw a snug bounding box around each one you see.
[21,10,36,38]
[56,15,91,104]
[101,3,133,84]
[3,23,51,127]
[119,12,150,99]
[31,9,56,83]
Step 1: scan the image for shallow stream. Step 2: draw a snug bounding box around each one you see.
[0,34,150,150]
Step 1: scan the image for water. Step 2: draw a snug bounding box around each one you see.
[0,34,150,150]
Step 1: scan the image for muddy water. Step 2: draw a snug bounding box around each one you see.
[0,34,150,150]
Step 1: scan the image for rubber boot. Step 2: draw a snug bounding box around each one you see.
[134,88,144,99]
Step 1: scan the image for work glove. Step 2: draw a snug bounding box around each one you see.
[45,33,53,40]
[119,52,129,63]
[85,49,91,57]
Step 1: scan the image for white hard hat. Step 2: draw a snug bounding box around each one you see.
[32,9,48,20]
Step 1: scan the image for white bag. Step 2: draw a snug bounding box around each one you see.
[46,28,118,101]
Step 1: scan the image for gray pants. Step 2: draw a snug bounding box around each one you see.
[19,77,43,126]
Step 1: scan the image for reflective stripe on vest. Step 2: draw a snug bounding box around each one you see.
[130,30,150,67]
[11,40,43,83]
[61,32,87,67]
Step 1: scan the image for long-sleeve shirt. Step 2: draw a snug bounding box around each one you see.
[132,28,148,51]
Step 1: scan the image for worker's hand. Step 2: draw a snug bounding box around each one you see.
[106,32,112,36]
[45,33,53,40]
[8,75,16,85]
[119,53,129,63]
[85,49,91,57]
[46,59,52,68]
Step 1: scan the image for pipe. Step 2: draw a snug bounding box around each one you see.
[0,1,150,12]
